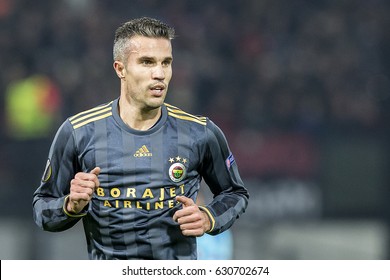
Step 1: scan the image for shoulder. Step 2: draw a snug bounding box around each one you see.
[67,100,114,130]
[164,103,228,140]
[165,103,208,126]
[164,103,228,145]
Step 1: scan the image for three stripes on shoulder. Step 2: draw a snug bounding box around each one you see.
[69,102,206,129]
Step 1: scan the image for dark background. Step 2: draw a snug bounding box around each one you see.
[0,0,389,259]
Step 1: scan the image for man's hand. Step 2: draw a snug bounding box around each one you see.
[67,167,101,214]
[173,196,211,236]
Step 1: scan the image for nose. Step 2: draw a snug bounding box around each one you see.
[152,65,165,80]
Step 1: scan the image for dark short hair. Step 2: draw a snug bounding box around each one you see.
[113,17,175,61]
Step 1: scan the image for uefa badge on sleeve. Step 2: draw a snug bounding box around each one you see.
[225,152,235,170]
[42,158,52,182]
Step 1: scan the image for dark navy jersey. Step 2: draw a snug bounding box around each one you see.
[32,98,249,260]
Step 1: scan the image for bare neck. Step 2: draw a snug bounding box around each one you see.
[118,98,162,131]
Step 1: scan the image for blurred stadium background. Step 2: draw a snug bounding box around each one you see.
[1,0,389,259]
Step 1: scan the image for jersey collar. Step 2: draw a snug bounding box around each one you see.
[112,98,168,135]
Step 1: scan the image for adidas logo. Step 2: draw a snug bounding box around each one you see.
[134,145,152,157]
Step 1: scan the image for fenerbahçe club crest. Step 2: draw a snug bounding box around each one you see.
[168,156,187,183]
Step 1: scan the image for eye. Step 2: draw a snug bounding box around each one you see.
[141,59,153,66]
[162,59,172,67]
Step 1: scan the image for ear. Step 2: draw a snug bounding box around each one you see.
[113,61,125,79]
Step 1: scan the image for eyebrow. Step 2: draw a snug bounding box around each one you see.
[138,56,173,62]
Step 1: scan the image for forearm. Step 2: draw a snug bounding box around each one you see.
[33,195,81,232]
[200,191,248,235]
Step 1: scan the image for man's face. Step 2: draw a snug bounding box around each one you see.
[118,35,173,110]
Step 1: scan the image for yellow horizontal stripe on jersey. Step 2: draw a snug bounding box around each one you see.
[69,101,113,121]
[165,105,207,124]
[164,103,180,109]
[63,195,88,218]
[165,103,205,118]
[70,106,112,125]
[167,107,206,122]
[198,206,215,232]
[167,111,207,125]
[72,112,113,129]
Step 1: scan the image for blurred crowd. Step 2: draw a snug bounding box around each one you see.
[1,0,389,131]
[0,0,389,216]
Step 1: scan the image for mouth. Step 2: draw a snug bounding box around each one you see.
[149,83,166,96]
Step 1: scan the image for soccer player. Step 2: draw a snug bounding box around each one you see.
[32,17,249,260]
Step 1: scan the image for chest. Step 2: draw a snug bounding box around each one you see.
[76,123,202,187]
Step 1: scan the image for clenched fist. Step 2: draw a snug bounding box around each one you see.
[173,196,211,236]
[66,167,100,214]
